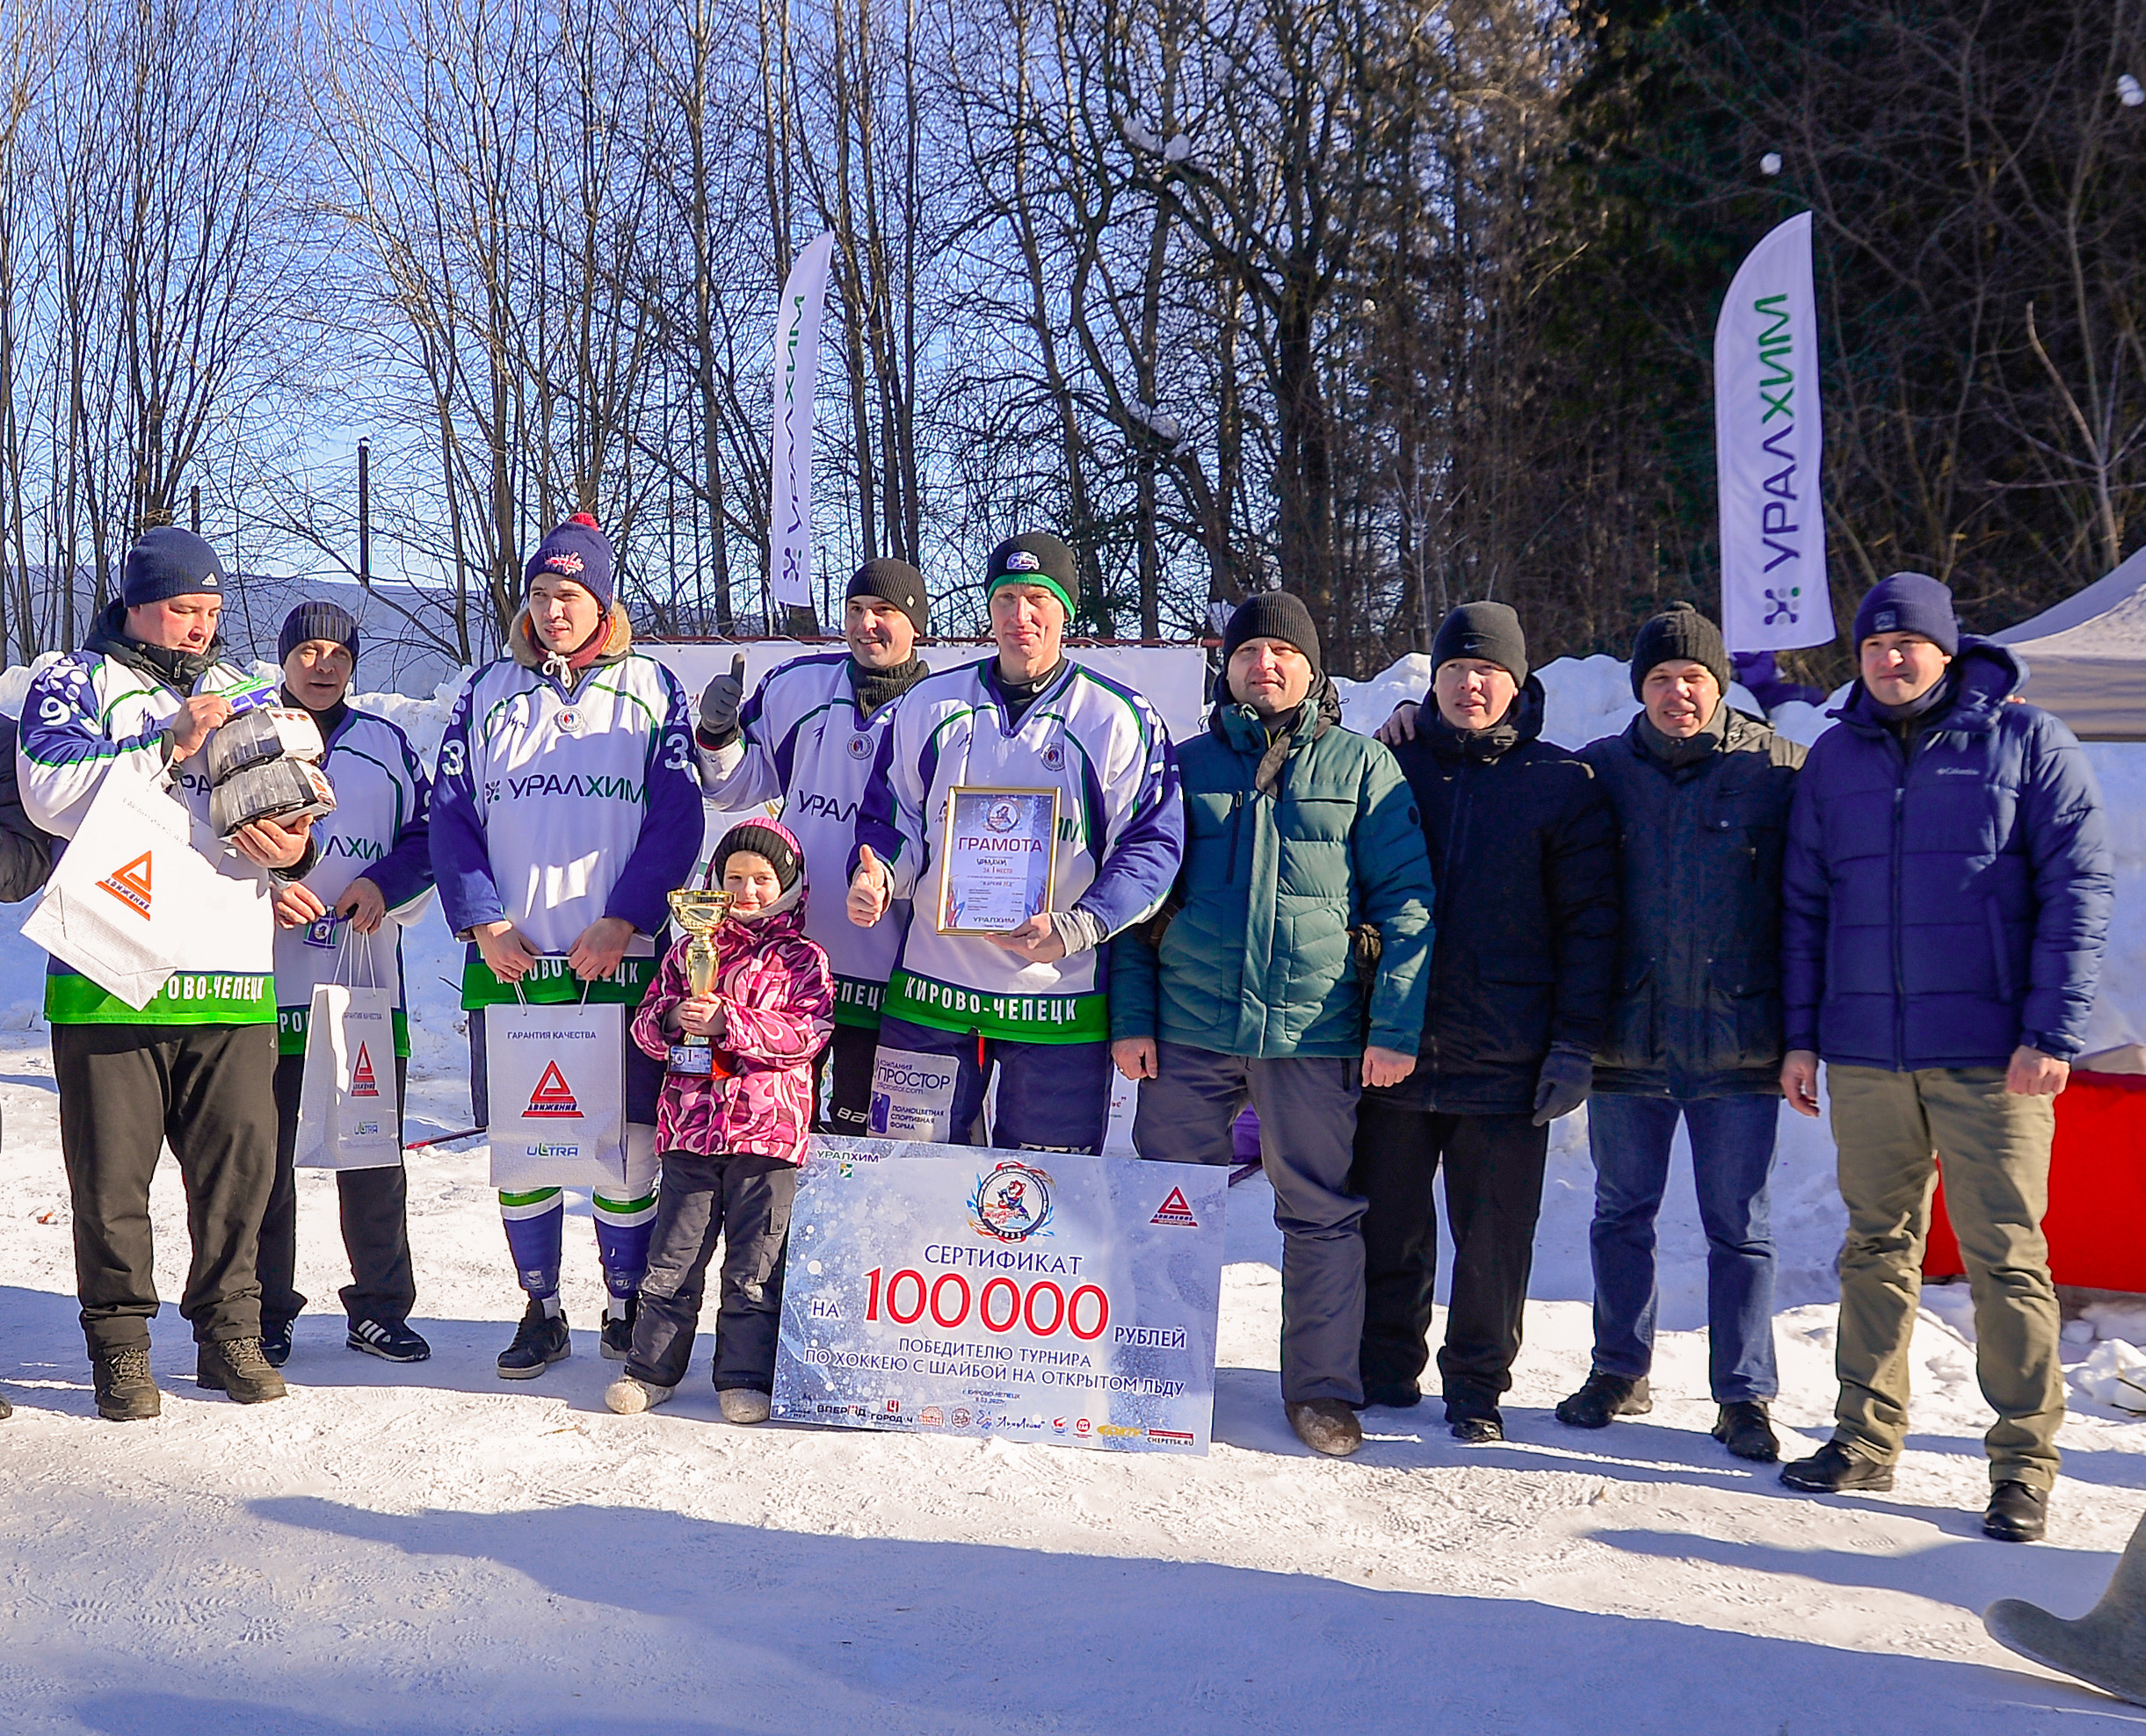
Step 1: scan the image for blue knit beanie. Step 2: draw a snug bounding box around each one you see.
[524,513,615,615]
[279,600,359,665]
[1853,572,1958,655]
[123,526,228,608]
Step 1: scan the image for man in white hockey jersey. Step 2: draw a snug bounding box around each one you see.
[260,602,436,1368]
[848,532,1182,1152]
[695,557,931,1133]
[431,514,703,1379]
[18,527,314,1421]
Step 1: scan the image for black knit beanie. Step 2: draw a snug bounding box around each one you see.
[1628,602,1729,700]
[711,821,801,892]
[846,557,929,633]
[1221,590,1322,676]
[279,600,360,666]
[123,526,228,608]
[1431,601,1527,686]
[985,532,1078,618]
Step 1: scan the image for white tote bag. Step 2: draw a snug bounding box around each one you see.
[294,927,403,1170]
[23,751,262,1009]
[486,978,627,1192]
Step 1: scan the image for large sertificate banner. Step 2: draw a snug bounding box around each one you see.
[1716,211,1834,653]
[772,1137,1226,1453]
[769,233,837,611]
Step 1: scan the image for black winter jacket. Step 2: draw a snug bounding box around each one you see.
[1370,680,1620,1116]
[0,714,54,903]
[1583,709,1804,1099]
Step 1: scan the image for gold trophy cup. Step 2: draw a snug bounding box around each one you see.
[665,886,734,1074]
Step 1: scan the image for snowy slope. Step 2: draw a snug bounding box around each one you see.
[2,658,2145,1731]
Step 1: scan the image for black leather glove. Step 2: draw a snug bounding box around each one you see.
[697,654,748,749]
[1531,1044,1594,1126]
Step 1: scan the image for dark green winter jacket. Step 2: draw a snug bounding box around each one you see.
[1583,706,1805,1097]
[1109,677,1434,1058]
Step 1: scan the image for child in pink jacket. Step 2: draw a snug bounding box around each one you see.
[606,819,832,1421]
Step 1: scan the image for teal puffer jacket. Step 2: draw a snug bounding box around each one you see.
[1110,680,1434,1058]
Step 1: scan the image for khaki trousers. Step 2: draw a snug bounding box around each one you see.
[1826,1065,2062,1490]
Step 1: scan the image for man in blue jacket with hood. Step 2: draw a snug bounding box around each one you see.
[1778,572,2112,1544]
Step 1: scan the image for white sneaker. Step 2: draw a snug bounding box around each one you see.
[718,1387,772,1425]
[604,1374,675,1415]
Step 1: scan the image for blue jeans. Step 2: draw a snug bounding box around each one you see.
[1587,1093,1780,1403]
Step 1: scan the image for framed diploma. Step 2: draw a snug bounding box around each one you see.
[936,786,1060,934]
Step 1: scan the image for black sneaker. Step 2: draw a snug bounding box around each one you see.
[197,1338,289,1404]
[1780,1439,1893,1493]
[497,1300,570,1380]
[600,1298,638,1363]
[260,1320,294,1368]
[92,1347,161,1421]
[347,1318,432,1363]
[1984,1479,2048,1543]
[1360,1380,1422,1411]
[1555,1371,1652,1429]
[1713,1400,1780,1463]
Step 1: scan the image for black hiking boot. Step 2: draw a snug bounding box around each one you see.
[1713,1400,1780,1462]
[197,1338,288,1403]
[1555,1371,1652,1429]
[0,1391,11,1420]
[1780,1439,1893,1494]
[600,1297,638,1363]
[347,1318,431,1363]
[92,1347,161,1421]
[1984,1480,2048,1544]
[497,1299,571,1379]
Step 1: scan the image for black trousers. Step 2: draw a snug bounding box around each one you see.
[1349,1098,1548,1409]
[812,1022,877,1136]
[54,1022,279,1356]
[259,1052,417,1330]
[627,1151,798,1392]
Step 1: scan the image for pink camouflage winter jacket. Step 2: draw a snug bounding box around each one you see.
[630,875,834,1165]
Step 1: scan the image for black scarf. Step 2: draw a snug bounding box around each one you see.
[282,685,349,741]
[1426,698,1522,764]
[849,655,925,721]
[1871,670,1958,749]
[84,600,222,693]
[1213,675,1343,796]
[1637,698,1728,770]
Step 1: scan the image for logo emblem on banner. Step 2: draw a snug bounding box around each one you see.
[350,1044,381,1099]
[95,850,153,920]
[526,1060,582,1118]
[1150,1186,1200,1227]
[968,1161,1055,1242]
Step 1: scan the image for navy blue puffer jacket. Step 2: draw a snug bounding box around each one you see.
[1781,640,2112,1070]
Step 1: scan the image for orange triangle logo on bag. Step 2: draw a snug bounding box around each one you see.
[526,1060,581,1118]
[95,850,153,920]
[349,1043,381,1098]
[1150,1185,1199,1227]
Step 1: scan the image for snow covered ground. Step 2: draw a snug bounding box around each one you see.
[5,655,2146,1732]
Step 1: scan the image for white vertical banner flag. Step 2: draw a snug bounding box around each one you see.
[1715,212,1834,652]
[769,233,837,612]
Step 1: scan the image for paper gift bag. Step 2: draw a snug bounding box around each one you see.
[485,995,627,1191]
[23,751,261,1009]
[294,929,402,1170]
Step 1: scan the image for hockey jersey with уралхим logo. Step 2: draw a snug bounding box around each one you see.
[852,655,1183,1045]
[16,606,305,1024]
[429,604,705,1009]
[272,705,437,1057]
[696,650,917,1028]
